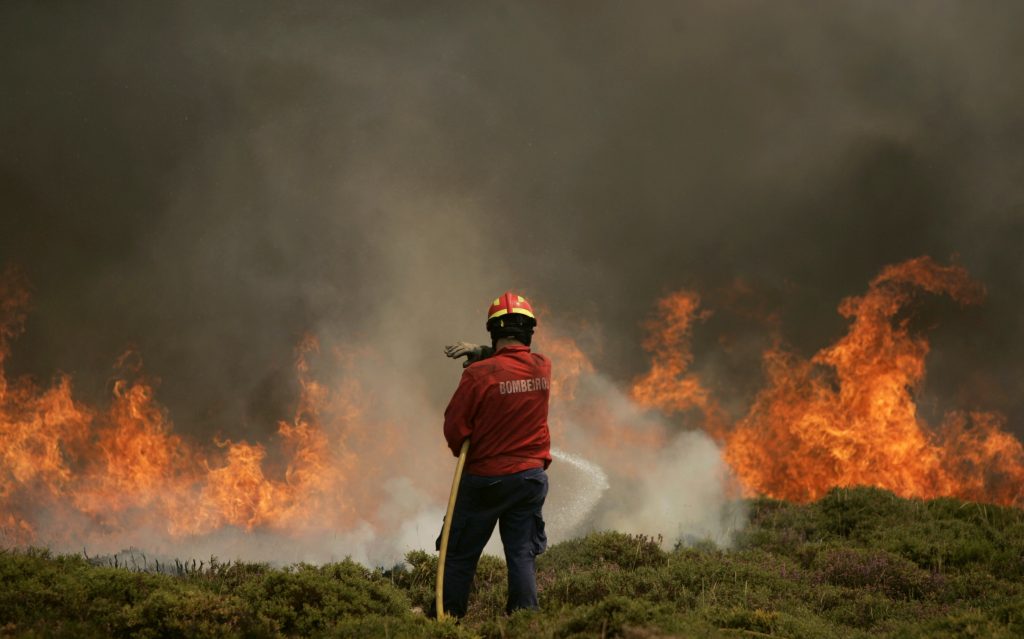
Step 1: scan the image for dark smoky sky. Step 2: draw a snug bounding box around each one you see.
[2,1,1023,440]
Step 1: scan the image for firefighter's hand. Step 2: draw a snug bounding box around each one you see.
[445,342,484,368]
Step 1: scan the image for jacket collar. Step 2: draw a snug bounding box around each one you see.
[496,344,531,355]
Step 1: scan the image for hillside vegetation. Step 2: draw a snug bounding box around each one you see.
[2,487,1022,638]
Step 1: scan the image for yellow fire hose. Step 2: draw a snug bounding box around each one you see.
[435,438,470,621]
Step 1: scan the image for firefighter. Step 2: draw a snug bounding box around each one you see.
[437,292,552,618]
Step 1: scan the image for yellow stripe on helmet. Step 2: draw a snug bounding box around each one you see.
[488,308,535,321]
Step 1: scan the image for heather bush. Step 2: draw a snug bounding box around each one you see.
[549,595,679,638]
[118,588,261,639]
[538,531,666,572]
[185,559,274,592]
[706,605,779,634]
[813,547,940,600]
[1,549,160,635]
[325,615,472,638]
[459,555,510,621]
[385,549,438,611]
[903,611,1020,639]
[737,497,827,555]
[542,564,682,608]
[235,561,409,636]
[818,486,910,540]
[877,518,994,571]
[989,521,1024,581]
[2,489,1022,638]
[824,589,896,630]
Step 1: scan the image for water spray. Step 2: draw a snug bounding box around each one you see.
[546,448,609,535]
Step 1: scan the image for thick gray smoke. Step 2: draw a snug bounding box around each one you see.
[2,2,1023,562]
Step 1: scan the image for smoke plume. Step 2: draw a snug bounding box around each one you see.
[2,2,1023,563]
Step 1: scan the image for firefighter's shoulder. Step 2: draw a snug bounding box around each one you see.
[464,358,500,377]
[530,351,551,366]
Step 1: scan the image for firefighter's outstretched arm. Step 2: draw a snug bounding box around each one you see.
[444,342,494,368]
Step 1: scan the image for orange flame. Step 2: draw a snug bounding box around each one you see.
[3,255,1022,551]
[540,333,594,405]
[634,257,1023,506]
[631,291,727,438]
[0,266,399,548]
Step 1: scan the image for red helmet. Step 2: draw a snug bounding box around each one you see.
[487,291,536,324]
[486,291,536,346]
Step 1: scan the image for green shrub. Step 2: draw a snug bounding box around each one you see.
[539,532,666,573]
[553,595,678,638]
[813,547,940,600]
[383,550,438,611]
[236,561,409,636]
[907,611,1019,639]
[738,497,827,556]
[989,521,1024,581]
[543,564,686,609]
[461,555,510,621]
[119,588,264,639]
[2,488,1022,639]
[818,486,910,540]
[326,614,472,639]
[823,589,895,630]
[185,559,274,593]
[707,605,779,634]
[877,517,997,573]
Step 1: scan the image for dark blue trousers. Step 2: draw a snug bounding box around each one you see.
[436,467,548,617]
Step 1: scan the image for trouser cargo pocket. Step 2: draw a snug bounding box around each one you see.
[532,512,547,555]
[436,518,464,553]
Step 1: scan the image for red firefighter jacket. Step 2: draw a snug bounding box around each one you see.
[443,345,552,476]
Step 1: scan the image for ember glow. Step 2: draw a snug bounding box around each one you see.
[634,256,1024,506]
